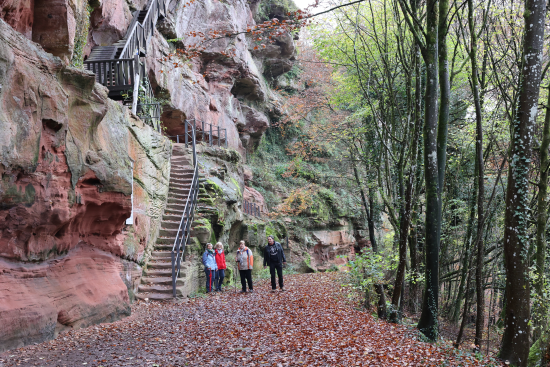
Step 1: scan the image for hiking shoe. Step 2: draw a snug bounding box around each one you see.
[271,289,277,293]
[240,290,247,294]
[248,289,254,293]
[280,288,286,291]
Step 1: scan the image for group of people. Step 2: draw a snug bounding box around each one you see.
[201,235,287,293]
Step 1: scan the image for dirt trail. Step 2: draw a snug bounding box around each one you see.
[0,273,503,366]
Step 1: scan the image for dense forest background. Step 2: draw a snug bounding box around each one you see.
[238,0,550,365]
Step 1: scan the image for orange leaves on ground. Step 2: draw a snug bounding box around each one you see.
[0,274,504,367]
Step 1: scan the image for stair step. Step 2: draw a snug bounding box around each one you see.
[168,189,190,198]
[163,213,185,222]
[141,276,185,285]
[167,197,188,205]
[148,259,172,267]
[170,183,193,191]
[138,284,179,294]
[161,219,182,230]
[152,250,172,258]
[170,166,194,172]
[155,241,175,248]
[143,268,174,277]
[159,228,179,237]
[135,292,175,301]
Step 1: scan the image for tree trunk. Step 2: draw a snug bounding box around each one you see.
[409,36,424,314]
[416,0,440,341]
[500,0,547,364]
[437,0,450,249]
[467,0,485,351]
[352,163,387,319]
[533,89,550,363]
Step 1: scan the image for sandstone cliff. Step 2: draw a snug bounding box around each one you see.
[0,0,369,352]
[0,16,170,351]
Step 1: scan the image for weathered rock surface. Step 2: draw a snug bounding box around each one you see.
[0,247,131,351]
[0,18,170,351]
[142,0,296,154]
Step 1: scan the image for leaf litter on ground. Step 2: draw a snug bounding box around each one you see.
[0,273,504,366]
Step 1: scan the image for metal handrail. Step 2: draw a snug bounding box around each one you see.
[243,199,262,217]
[168,119,228,147]
[171,120,199,297]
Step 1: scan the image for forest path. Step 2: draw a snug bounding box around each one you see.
[1,273,502,367]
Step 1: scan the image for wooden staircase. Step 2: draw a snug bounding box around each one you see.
[136,144,196,300]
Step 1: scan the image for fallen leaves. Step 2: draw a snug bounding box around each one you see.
[0,273,504,367]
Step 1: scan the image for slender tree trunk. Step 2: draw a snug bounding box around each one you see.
[390,155,415,322]
[533,89,550,364]
[500,0,547,364]
[416,0,440,341]
[409,37,423,314]
[467,0,485,351]
[437,0,450,251]
[352,162,387,319]
[456,261,475,347]
[451,172,477,324]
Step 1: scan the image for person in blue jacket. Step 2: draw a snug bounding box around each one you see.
[202,243,218,293]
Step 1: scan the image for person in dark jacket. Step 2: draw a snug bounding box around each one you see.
[263,235,286,291]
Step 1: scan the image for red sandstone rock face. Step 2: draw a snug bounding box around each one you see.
[0,247,131,351]
[0,0,33,38]
[310,229,356,271]
[89,0,132,48]
[0,19,170,351]
[142,0,295,153]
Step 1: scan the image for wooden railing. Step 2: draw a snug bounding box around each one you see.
[84,0,169,132]
[84,58,136,92]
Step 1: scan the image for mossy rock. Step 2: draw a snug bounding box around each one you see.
[199,197,216,206]
[205,179,224,197]
[265,220,287,242]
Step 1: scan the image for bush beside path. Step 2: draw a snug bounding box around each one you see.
[0,273,504,366]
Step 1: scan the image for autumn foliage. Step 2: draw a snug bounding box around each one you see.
[0,273,505,366]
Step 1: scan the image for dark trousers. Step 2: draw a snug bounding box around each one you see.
[270,265,283,289]
[205,269,217,292]
[239,269,253,291]
[216,269,225,291]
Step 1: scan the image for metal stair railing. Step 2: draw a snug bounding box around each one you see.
[196,119,228,147]
[119,0,169,60]
[171,120,199,297]
[168,118,228,148]
[243,199,262,217]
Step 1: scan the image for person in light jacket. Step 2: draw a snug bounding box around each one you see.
[215,242,227,292]
[236,240,254,293]
[202,243,218,293]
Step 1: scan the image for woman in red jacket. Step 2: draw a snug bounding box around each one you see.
[215,242,227,291]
